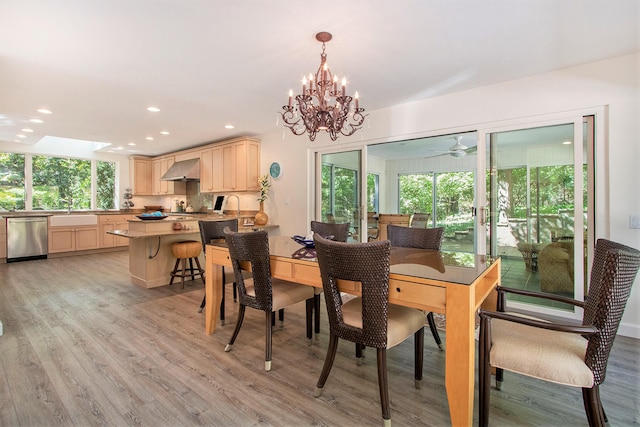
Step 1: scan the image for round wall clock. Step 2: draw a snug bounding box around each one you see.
[269,162,282,179]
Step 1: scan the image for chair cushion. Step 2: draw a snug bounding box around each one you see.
[224,269,250,284]
[243,278,314,311]
[490,318,594,387]
[272,279,315,311]
[342,298,425,348]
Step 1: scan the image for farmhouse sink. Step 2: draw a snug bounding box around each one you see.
[50,214,98,227]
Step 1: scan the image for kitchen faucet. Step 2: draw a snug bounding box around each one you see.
[227,194,240,218]
[60,198,72,214]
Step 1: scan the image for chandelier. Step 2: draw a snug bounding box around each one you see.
[280,32,366,141]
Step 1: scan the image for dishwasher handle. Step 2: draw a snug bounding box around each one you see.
[8,217,48,222]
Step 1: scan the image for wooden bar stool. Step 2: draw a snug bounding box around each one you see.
[169,240,205,288]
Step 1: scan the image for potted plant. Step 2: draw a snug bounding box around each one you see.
[255,174,271,225]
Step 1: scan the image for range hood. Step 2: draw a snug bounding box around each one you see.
[160,158,200,181]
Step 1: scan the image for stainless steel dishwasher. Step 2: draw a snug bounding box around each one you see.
[6,216,48,262]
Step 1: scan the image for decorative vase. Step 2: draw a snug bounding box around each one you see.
[254,201,268,226]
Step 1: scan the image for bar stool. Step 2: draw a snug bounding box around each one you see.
[169,240,205,288]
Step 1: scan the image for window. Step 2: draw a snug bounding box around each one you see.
[0,153,25,210]
[398,173,433,214]
[399,171,474,241]
[366,173,379,213]
[32,156,92,210]
[321,161,359,224]
[97,161,117,210]
[0,152,117,211]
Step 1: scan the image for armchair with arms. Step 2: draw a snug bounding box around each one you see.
[478,238,640,427]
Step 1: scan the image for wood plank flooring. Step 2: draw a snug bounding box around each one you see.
[0,251,638,426]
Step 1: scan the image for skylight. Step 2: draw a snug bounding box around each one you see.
[36,135,111,152]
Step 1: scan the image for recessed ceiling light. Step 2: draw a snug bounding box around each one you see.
[16,134,27,138]
[37,109,52,114]
[29,118,44,123]
[115,146,124,150]
[147,106,160,112]
[160,131,170,135]
[562,140,573,145]
[225,124,235,129]
[145,136,154,140]
[21,128,34,133]
[128,142,136,146]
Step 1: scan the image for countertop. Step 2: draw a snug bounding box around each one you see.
[0,211,257,219]
[129,214,255,222]
[0,210,134,218]
[109,224,278,238]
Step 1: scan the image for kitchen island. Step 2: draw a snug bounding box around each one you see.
[109,215,277,288]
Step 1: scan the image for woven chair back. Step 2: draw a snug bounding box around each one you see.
[223,229,273,312]
[387,224,444,250]
[198,219,238,253]
[314,234,391,348]
[583,238,640,385]
[311,220,350,242]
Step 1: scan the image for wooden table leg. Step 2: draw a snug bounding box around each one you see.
[205,246,223,335]
[445,284,475,426]
[444,259,501,426]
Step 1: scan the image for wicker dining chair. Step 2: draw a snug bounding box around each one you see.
[198,219,239,324]
[223,229,315,371]
[409,212,431,228]
[313,234,425,427]
[310,220,351,333]
[478,238,640,427]
[311,220,350,242]
[387,224,446,350]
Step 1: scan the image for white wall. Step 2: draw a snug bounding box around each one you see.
[258,53,640,337]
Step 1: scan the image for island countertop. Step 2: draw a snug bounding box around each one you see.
[108,224,278,239]
[109,215,278,289]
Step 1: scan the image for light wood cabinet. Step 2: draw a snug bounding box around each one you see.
[199,146,223,193]
[0,218,6,259]
[115,216,132,246]
[100,215,133,248]
[129,157,152,195]
[48,225,100,253]
[100,221,117,248]
[200,138,260,193]
[152,156,186,195]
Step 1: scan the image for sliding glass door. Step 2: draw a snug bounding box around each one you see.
[318,150,362,240]
[313,112,599,322]
[485,118,591,316]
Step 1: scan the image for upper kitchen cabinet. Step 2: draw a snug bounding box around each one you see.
[200,138,260,193]
[200,145,223,193]
[152,156,186,195]
[129,157,152,195]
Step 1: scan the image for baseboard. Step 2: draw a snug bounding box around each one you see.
[618,322,639,339]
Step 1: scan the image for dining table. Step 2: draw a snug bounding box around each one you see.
[204,235,500,426]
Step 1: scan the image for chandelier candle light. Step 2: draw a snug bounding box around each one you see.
[280,32,366,141]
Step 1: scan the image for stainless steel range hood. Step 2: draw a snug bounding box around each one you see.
[160,158,200,181]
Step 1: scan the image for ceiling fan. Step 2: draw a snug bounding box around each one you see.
[448,136,468,157]
[423,136,473,158]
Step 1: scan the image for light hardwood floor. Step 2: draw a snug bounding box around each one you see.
[0,251,638,426]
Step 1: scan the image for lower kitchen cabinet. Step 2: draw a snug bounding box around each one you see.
[49,225,100,253]
[100,215,133,248]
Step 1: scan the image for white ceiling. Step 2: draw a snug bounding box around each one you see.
[0,0,638,157]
